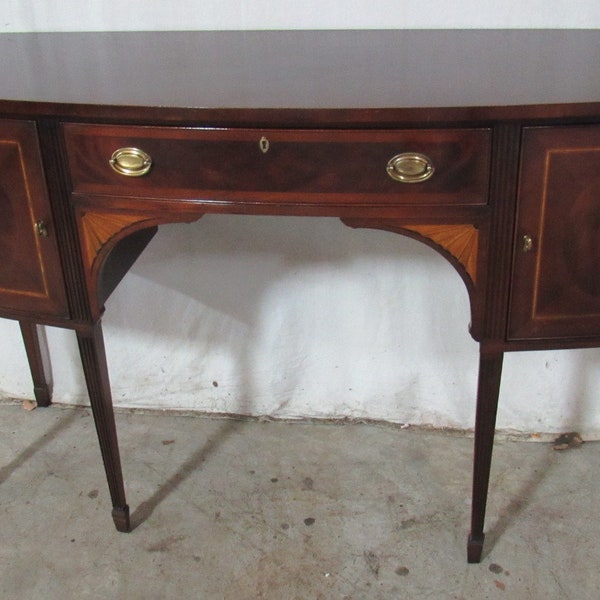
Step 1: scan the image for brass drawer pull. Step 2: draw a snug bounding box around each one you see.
[109,147,153,177]
[387,152,435,183]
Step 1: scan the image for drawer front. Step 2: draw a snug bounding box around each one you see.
[64,124,491,206]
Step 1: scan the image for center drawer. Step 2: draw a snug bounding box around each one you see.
[63,124,491,206]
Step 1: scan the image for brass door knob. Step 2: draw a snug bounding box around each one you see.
[34,220,49,237]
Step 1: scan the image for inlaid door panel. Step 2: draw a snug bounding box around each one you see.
[508,125,600,340]
[0,120,68,317]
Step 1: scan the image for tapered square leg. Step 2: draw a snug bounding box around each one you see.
[468,350,503,563]
[77,321,130,532]
[112,505,131,532]
[467,534,485,564]
[19,321,52,407]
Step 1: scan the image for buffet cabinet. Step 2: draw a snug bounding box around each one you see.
[0,30,598,563]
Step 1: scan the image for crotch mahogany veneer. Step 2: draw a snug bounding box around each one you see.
[0,30,599,563]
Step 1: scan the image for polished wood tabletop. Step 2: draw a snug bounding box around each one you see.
[0,30,599,122]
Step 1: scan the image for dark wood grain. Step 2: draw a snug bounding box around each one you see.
[0,30,598,124]
[0,119,68,317]
[64,124,491,206]
[509,124,600,340]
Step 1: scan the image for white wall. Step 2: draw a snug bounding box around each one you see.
[1,1,598,31]
[1,2,600,436]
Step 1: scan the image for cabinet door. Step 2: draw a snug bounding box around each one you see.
[0,120,68,317]
[508,125,600,340]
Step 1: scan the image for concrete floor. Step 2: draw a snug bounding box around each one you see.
[0,403,598,599]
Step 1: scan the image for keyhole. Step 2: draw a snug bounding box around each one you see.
[259,136,270,154]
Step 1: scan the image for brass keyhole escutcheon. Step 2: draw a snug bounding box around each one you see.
[259,136,270,154]
[522,234,533,252]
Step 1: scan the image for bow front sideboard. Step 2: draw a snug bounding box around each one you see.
[0,30,599,563]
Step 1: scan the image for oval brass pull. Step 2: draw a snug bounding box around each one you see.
[522,234,533,252]
[109,147,153,177]
[387,152,434,183]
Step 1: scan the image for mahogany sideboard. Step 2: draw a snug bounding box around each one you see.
[0,30,599,563]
